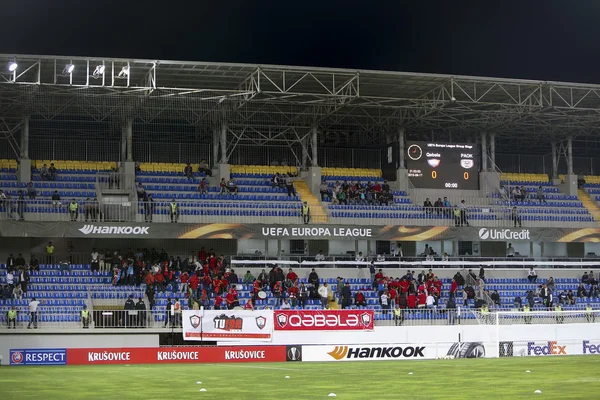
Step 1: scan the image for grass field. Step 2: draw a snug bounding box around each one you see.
[2,356,600,399]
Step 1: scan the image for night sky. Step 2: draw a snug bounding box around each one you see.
[1,0,600,83]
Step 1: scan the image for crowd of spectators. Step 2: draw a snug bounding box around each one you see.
[0,253,36,301]
[422,198,470,226]
[320,180,393,206]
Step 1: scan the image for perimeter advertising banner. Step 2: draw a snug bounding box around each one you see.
[3,220,600,242]
[274,310,375,331]
[182,310,273,342]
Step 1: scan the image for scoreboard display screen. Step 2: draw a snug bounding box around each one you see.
[406,141,479,190]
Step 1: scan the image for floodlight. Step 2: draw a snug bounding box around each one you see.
[92,65,105,78]
[118,66,129,78]
[63,64,75,75]
[7,62,17,72]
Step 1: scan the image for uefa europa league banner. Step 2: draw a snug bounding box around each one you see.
[2,221,600,242]
[182,310,274,342]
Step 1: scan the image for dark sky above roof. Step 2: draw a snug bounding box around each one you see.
[1,0,600,83]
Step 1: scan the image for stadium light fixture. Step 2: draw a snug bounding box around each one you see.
[92,64,105,79]
[7,62,17,72]
[117,66,129,78]
[62,64,75,75]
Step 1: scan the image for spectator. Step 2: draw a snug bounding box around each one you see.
[315,251,325,263]
[227,179,238,195]
[297,201,310,224]
[298,283,308,308]
[426,293,435,309]
[219,178,227,194]
[577,283,588,298]
[354,289,366,307]
[380,290,390,314]
[135,162,141,173]
[51,191,61,209]
[280,298,291,310]
[68,199,79,221]
[512,206,522,227]
[40,163,50,180]
[547,277,555,291]
[136,182,146,200]
[169,198,179,223]
[514,296,522,309]
[198,178,208,195]
[26,182,36,200]
[433,198,443,215]
[308,268,319,288]
[423,198,433,216]
[506,243,515,257]
[48,163,57,181]
[377,253,385,262]
[198,159,211,176]
[527,267,538,283]
[243,270,255,284]
[184,163,194,179]
[491,290,500,306]
[284,174,296,197]
[84,198,93,221]
[536,186,546,204]
[13,284,23,300]
[459,200,469,226]
[27,297,42,329]
[582,271,590,284]
[320,180,330,201]
[16,190,25,221]
[29,254,39,272]
[479,267,486,282]
[318,282,329,309]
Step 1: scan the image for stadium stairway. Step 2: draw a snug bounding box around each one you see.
[577,189,600,224]
[294,180,328,223]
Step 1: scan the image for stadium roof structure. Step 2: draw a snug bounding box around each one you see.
[2,54,600,153]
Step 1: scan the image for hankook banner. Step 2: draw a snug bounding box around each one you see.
[1,221,600,242]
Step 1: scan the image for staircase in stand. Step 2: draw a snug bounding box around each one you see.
[578,189,600,225]
[293,180,328,223]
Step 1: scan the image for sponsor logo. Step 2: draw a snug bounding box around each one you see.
[583,340,600,354]
[255,316,267,330]
[527,341,567,356]
[213,314,243,331]
[189,315,201,329]
[88,351,131,362]
[157,351,199,361]
[276,313,288,328]
[446,342,486,359]
[327,345,425,360]
[275,312,371,330]
[478,228,530,241]
[224,350,266,361]
[427,159,440,168]
[260,227,372,238]
[79,225,149,235]
[10,349,67,365]
[10,351,23,364]
[286,346,302,362]
[499,341,514,357]
[360,312,372,327]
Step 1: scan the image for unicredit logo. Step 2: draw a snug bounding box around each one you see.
[478,228,530,241]
[79,225,149,235]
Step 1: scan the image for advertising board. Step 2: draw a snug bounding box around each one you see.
[273,310,374,331]
[182,310,273,341]
[9,348,67,366]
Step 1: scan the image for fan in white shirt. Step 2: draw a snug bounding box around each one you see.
[426,295,435,308]
[355,252,365,262]
[376,254,385,262]
[315,252,325,262]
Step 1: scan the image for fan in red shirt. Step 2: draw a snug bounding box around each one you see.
[225,289,237,310]
[208,255,217,272]
[201,274,211,290]
[214,295,223,310]
[220,277,229,292]
[450,278,458,296]
[375,269,384,281]
[145,271,155,287]
[154,272,165,291]
[354,290,366,307]
[407,293,417,308]
[189,272,200,293]
[417,291,427,308]
[286,268,298,282]
[399,278,410,293]
[389,288,398,306]
[213,277,222,296]
[288,283,299,306]
[198,247,207,262]
[244,299,254,310]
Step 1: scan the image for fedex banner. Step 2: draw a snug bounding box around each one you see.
[274,310,374,331]
[182,310,273,341]
[66,346,286,365]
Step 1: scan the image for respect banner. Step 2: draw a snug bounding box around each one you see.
[182,310,273,341]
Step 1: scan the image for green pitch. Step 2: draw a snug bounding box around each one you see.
[2,356,600,399]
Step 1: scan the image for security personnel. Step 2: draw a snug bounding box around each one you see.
[585,304,595,323]
[523,304,532,324]
[393,306,404,326]
[481,304,491,323]
[45,241,55,265]
[124,295,135,327]
[555,304,564,324]
[169,198,179,223]
[69,199,79,222]
[453,206,461,226]
[6,306,17,329]
[135,297,146,328]
[81,305,90,328]
[301,202,310,224]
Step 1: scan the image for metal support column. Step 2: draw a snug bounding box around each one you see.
[125,119,133,162]
[398,127,405,169]
[481,132,488,172]
[567,136,574,175]
[212,127,219,168]
[220,122,228,164]
[121,122,127,162]
[551,141,558,179]
[311,124,318,167]
[302,134,309,168]
[489,133,495,168]
[21,116,29,159]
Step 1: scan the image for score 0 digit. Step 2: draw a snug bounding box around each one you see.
[432,171,437,179]
[464,172,469,180]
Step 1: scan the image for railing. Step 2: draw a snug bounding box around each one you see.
[96,172,135,192]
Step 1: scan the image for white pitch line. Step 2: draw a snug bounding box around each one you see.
[208,364,299,371]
